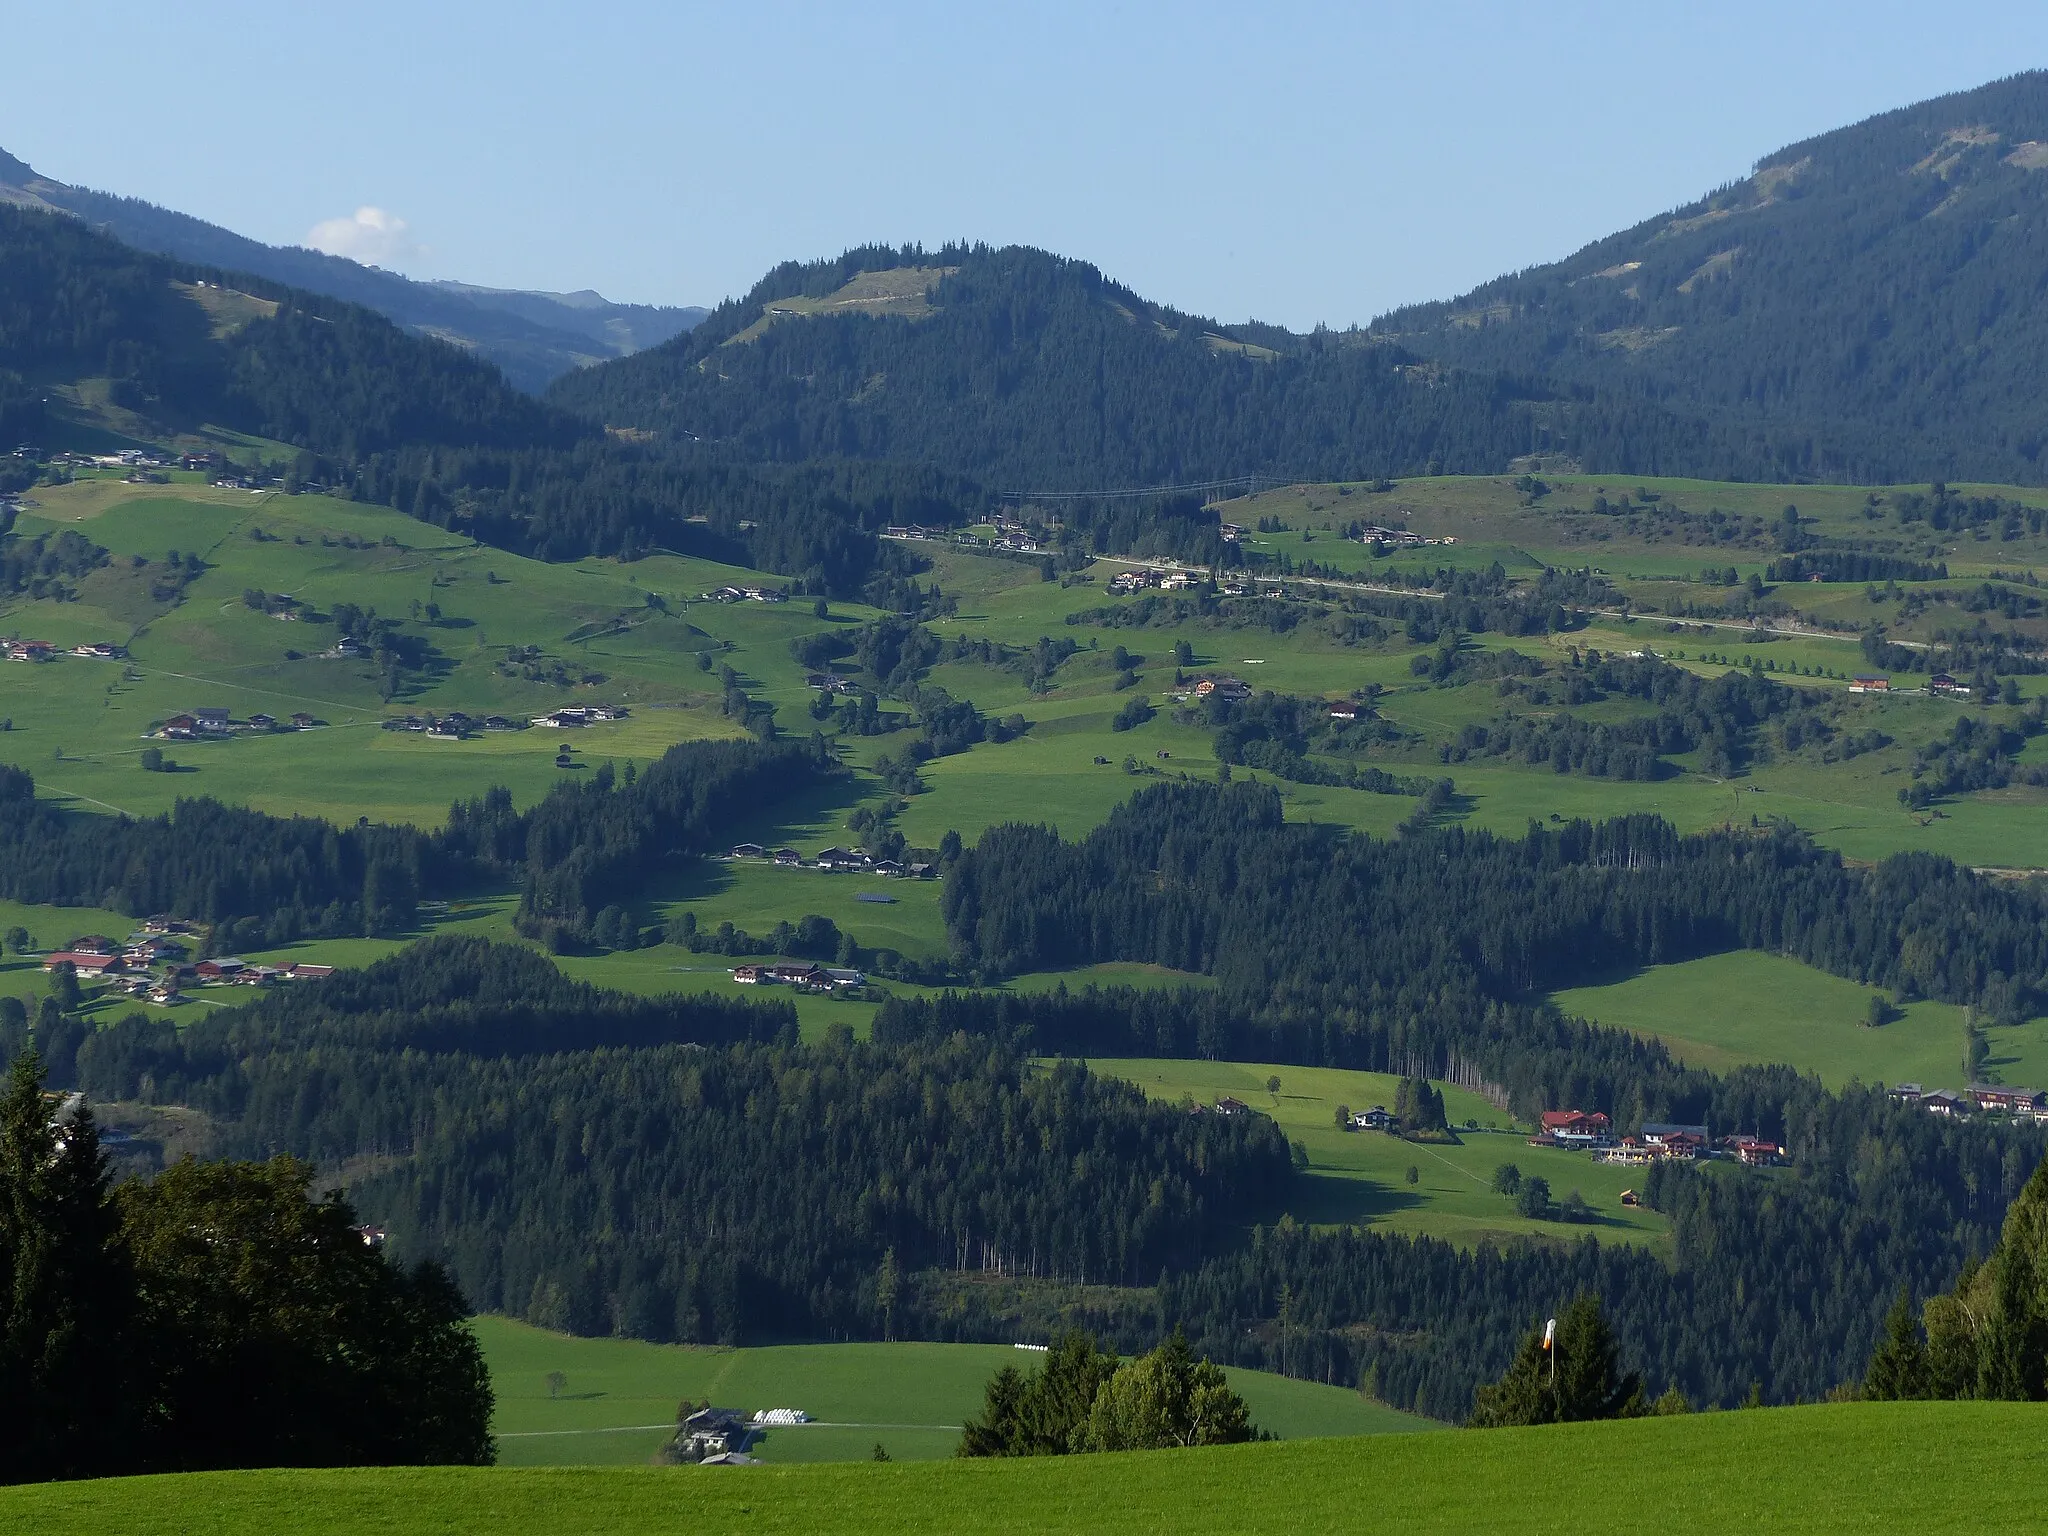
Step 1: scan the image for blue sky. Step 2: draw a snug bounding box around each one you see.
[9,3,2048,327]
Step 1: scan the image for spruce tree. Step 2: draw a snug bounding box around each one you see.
[0,1050,134,1483]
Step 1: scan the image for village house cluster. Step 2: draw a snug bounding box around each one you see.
[38,922,332,1007]
[1531,1109,1785,1168]
[730,961,867,991]
[160,708,321,740]
[805,672,863,695]
[1167,676,1253,705]
[1891,1082,2048,1120]
[6,639,126,664]
[883,515,1051,553]
[529,704,625,728]
[1105,567,1251,597]
[1352,524,1457,550]
[704,583,789,604]
[726,843,935,880]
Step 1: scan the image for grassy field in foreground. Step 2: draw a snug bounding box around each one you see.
[477,1318,1431,1467]
[13,1402,2048,1534]
[1547,950,1978,1090]
[1080,1058,1669,1250]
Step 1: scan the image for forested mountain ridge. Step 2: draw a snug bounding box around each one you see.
[0,147,703,392]
[1372,71,2048,484]
[545,242,1736,488]
[0,204,968,582]
[0,201,576,457]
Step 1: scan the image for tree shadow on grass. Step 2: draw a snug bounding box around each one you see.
[1281,1172,1428,1226]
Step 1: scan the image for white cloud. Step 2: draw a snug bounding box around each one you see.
[303,206,423,269]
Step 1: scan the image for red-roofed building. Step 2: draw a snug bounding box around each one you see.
[1537,1109,1612,1147]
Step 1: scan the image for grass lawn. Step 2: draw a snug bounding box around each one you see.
[1079,1058,1668,1251]
[11,1402,2048,1533]
[1547,950,1975,1090]
[476,1317,1433,1468]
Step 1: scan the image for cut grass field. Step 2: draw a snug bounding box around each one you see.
[1079,1058,1669,1250]
[1548,950,1972,1089]
[12,1403,2048,1534]
[477,1317,1431,1468]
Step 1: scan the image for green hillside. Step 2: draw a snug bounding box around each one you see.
[1549,951,1988,1089]
[9,1403,2046,1534]
[1079,1058,1669,1249]
[478,1318,1432,1467]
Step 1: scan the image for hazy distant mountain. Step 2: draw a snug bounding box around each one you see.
[1370,71,2048,483]
[0,150,704,393]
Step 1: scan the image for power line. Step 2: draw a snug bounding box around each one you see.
[997,474,1293,502]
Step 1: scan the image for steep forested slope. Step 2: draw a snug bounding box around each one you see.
[0,201,573,455]
[0,147,702,392]
[546,244,1738,487]
[0,205,970,582]
[1374,72,2048,483]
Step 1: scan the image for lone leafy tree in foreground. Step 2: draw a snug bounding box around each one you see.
[1469,1293,1643,1427]
[0,1050,496,1483]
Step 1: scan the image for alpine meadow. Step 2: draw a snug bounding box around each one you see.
[7,51,2048,1532]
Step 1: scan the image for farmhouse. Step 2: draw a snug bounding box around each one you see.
[1920,1089,1969,1116]
[1889,1082,1924,1104]
[42,951,121,977]
[732,965,765,984]
[1213,1096,1249,1116]
[285,963,334,981]
[824,967,866,988]
[729,843,767,859]
[1641,1122,1710,1158]
[1929,674,1972,697]
[773,848,802,866]
[194,708,230,734]
[671,1407,751,1464]
[1848,675,1891,694]
[1537,1109,1612,1147]
[1968,1084,2045,1115]
[1349,1106,1394,1131]
[1194,677,1253,702]
[1731,1138,1784,1167]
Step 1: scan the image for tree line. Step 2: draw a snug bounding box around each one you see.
[0,737,834,949]
[68,948,1292,1347]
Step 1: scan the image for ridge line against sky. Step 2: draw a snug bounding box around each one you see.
[8,2,2048,328]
